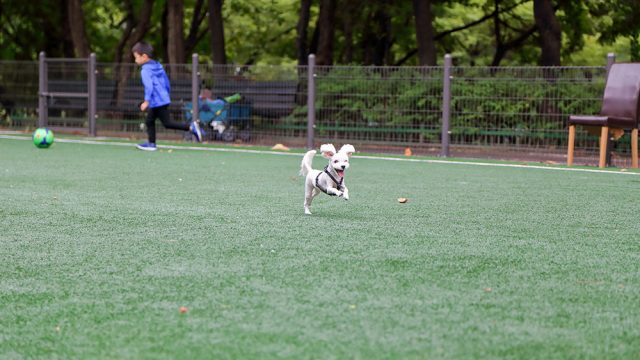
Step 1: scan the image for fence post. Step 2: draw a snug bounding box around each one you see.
[440,54,452,157]
[606,52,615,75]
[88,53,97,136]
[191,54,199,124]
[307,54,316,150]
[38,52,47,128]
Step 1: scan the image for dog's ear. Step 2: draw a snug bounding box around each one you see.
[320,144,337,158]
[339,144,355,157]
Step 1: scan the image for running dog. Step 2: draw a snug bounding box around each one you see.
[300,144,355,215]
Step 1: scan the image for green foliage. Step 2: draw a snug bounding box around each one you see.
[300,65,605,145]
[630,33,640,62]
[84,0,129,61]
[589,0,640,44]
[222,0,300,65]
[451,74,606,147]
[315,67,442,125]
[0,0,67,60]
[1,0,638,66]
[558,1,591,54]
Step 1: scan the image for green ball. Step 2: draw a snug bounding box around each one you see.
[33,128,54,148]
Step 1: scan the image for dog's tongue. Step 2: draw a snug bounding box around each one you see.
[336,169,344,177]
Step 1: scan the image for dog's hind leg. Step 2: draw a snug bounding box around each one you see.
[304,197,313,215]
[304,183,315,215]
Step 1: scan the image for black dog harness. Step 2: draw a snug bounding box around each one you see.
[315,166,344,195]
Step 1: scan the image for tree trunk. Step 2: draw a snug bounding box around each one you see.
[316,0,336,66]
[339,0,359,64]
[491,26,537,66]
[59,0,76,58]
[166,0,185,77]
[185,0,208,57]
[533,0,561,66]
[162,5,169,60]
[114,0,155,64]
[208,0,227,65]
[296,0,313,65]
[113,0,155,107]
[372,0,392,66]
[66,0,90,58]
[491,0,503,66]
[309,18,320,56]
[342,10,354,64]
[412,0,436,66]
[361,10,375,65]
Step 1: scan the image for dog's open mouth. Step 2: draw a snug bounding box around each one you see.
[336,169,345,177]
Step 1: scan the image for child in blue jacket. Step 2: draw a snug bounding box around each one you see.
[132,42,202,151]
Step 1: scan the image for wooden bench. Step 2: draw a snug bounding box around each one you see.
[46,78,194,112]
[0,84,38,114]
[34,77,296,118]
[211,79,298,118]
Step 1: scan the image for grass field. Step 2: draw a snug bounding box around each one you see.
[1,135,639,359]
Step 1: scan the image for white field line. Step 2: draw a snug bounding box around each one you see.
[2,134,639,176]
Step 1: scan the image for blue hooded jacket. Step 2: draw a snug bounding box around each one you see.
[140,60,171,108]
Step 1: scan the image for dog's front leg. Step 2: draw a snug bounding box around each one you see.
[326,187,343,198]
[341,186,349,200]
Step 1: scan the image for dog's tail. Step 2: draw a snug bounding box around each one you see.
[300,150,316,177]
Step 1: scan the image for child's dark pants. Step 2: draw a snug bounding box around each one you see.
[145,105,189,144]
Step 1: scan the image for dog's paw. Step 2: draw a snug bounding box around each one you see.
[335,191,344,198]
[343,194,349,200]
[304,208,312,215]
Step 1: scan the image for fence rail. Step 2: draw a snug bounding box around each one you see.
[0,54,632,165]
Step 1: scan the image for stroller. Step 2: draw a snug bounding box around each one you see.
[183,91,251,142]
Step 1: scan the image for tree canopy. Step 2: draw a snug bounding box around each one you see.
[0,0,637,65]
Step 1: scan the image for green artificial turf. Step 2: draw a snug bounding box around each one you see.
[1,137,639,359]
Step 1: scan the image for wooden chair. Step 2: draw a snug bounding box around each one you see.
[567,63,640,168]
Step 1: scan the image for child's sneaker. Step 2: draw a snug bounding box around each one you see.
[190,121,203,142]
[136,142,157,151]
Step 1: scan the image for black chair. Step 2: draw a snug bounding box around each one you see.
[567,63,640,168]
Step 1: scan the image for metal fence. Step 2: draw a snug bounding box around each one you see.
[0,61,39,128]
[449,66,607,149]
[313,65,444,150]
[0,54,632,165]
[93,62,194,137]
[197,62,305,144]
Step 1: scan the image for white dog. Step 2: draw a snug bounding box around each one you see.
[300,144,355,215]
